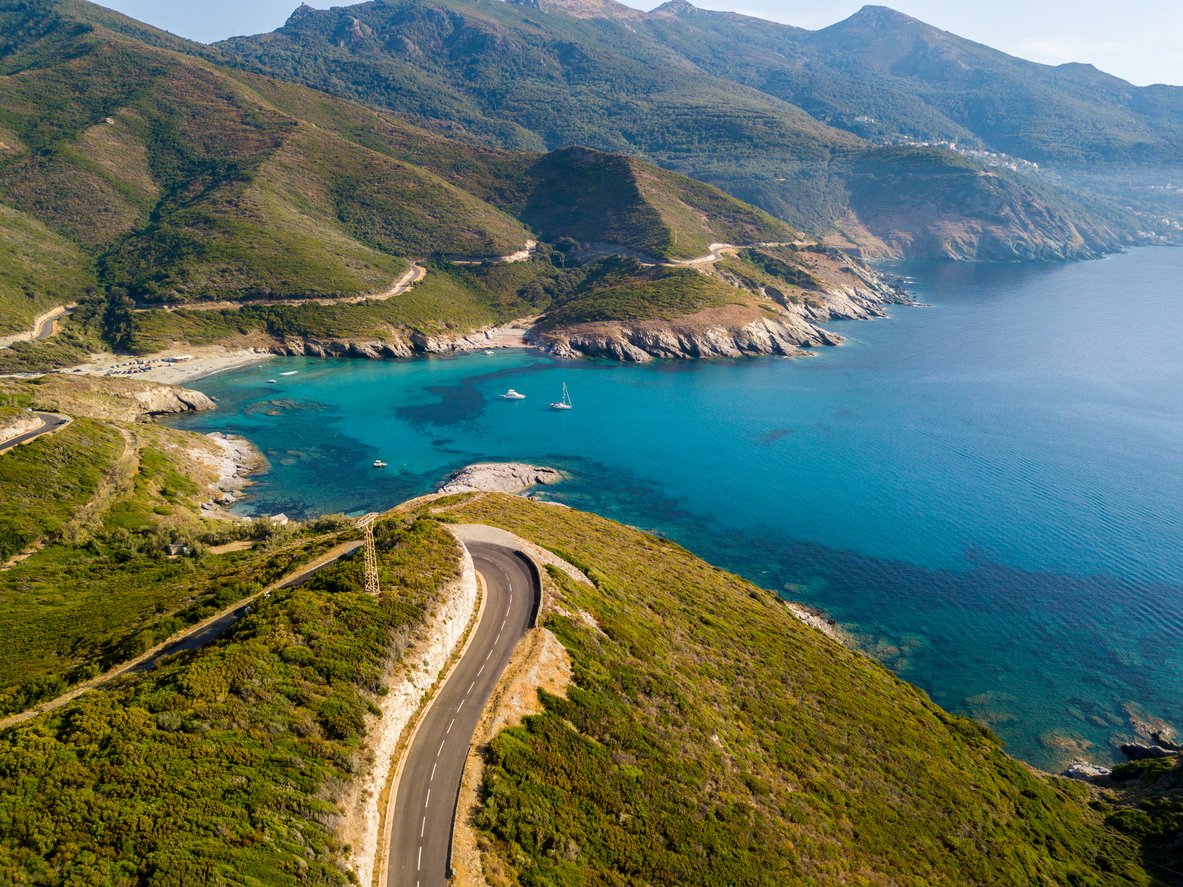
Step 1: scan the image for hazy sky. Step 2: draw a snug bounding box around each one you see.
[99,0,1182,86]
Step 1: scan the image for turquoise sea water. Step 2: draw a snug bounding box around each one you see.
[170,247,1183,769]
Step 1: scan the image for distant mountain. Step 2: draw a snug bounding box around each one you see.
[642,3,1183,166]
[216,0,1131,261]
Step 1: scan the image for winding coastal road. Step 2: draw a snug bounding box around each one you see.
[387,542,539,887]
[0,305,73,349]
[0,412,71,454]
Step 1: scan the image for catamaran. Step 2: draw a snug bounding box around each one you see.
[550,383,573,411]
[500,389,526,400]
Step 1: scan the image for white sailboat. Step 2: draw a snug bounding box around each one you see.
[550,382,573,411]
[500,388,526,400]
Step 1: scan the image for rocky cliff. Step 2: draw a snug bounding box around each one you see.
[27,376,215,422]
[533,252,909,362]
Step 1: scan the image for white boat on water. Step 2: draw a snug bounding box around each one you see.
[484,349,495,355]
[266,379,277,384]
[550,382,573,411]
[500,389,526,400]
[373,459,388,468]
[280,371,298,376]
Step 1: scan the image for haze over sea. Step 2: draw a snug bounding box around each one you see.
[172,247,1183,769]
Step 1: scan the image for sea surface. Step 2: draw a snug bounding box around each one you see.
[170,247,1183,769]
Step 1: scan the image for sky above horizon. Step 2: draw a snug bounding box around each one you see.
[99,0,1182,87]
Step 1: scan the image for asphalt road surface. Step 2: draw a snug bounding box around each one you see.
[0,412,70,454]
[33,306,72,341]
[387,542,539,887]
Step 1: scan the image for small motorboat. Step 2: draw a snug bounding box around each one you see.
[550,382,573,411]
[500,389,526,400]
[484,349,495,355]
[373,459,388,468]
[266,379,277,384]
[280,371,298,376]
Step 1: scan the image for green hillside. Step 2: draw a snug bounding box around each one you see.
[0,4,540,306]
[0,205,95,335]
[0,375,357,715]
[0,470,1173,883]
[439,494,1162,885]
[215,0,1133,259]
[518,147,796,260]
[0,0,813,354]
[0,513,458,884]
[638,3,1183,167]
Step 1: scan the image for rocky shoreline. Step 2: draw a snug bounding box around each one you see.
[269,323,529,360]
[1061,706,1182,783]
[532,273,909,362]
[191,432,269,517]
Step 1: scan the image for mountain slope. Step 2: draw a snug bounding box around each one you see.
[0,203,95,335]
[0,4,535,304]
[442,494,1156,885]
[514,146,797,260]
[216,0,1132,260]
[0,0,802,332]
[642,2,1183,167]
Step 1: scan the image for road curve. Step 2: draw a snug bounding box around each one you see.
[33,306,73,341]
[0,412,71,454]
[0,305,72,349]
[387,542,539,887]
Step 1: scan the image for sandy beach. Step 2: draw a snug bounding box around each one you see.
[65,345,275,385]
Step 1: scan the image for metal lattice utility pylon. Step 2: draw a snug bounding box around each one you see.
[356,512,381,595]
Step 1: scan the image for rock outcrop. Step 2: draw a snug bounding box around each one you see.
[131,384,215,416]
[1061,760,1113,782]
[438,463,563,495]
[535,248,910,362]
[1121,743,1182,761]
[28,375,214,422]
[271,326,522,360]
[192,433,268,515]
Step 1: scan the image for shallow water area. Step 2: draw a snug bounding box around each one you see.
[170,247,1183,769]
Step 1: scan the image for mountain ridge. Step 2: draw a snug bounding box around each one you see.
[215,0,1137,261]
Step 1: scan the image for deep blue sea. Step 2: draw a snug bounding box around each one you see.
[170,247,1183,769]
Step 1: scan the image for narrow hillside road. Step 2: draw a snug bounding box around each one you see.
[0,305,73,349]
[0,412,71,454]
[131,263,428,313]
[387,542,539,887]
[33,306,73,341]
[658,240,796,268]
[668,242,738,266]
[0,538,362,732]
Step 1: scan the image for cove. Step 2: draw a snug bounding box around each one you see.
[169,247,1183,770]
